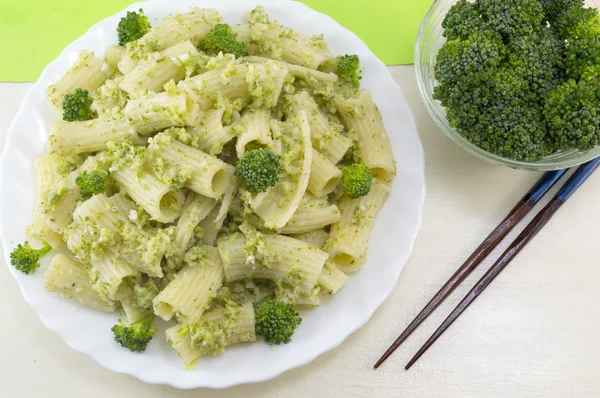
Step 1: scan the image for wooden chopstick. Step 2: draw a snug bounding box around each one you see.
[374,169,567,369]
[404,158,600,370]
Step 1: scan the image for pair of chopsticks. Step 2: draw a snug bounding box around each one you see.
[374,157,600,370]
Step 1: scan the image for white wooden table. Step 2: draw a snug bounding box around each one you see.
[1,66,600,397]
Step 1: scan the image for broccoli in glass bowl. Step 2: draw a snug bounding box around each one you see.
[416,0,600,170]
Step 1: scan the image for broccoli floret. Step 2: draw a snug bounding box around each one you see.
[342,163,372,199]
[436,68,550,162]
[111,315,156,352]
[117,9,151,46]
[337,55,362,88]
[554,5,600,80]
[581,64,600,82]
[442,0,486,40]
[200,24,249,58]
[10,241,52,275]
[507,28,565,97]
[255,299,301,345]
[544,79,600,151]
[478,0,544,39]
[234,149,283,193]
[539,0,584,23]
[434,30,506,86]
[62,89,95,122]
[75,171,109,197]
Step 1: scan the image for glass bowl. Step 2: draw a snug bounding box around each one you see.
[415,0,600,171]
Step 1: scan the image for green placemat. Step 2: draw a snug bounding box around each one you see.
[0,0,431,82]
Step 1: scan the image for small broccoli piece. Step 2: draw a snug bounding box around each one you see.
[234,149,283,193]
[554,4,600,80]
[434,30,506,86]
[539,0,584,23]
[111,315,156,352]
[117,9,151,46]
[133,279,160,310]
[342,163,372,199]
[442,0,486,40]
[478,0,544,39]
[200,24,249,58]
[255,299,301,345]
[75,171,109,197]
[544,79,600,151]
[507,28,565,97]
[62,89,95,122]
[337,55,362,88]
[10,241,52,275]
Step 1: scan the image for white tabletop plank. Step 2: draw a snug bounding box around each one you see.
[1,66,599,397]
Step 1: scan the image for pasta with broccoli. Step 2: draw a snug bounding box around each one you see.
[12,6,396,368]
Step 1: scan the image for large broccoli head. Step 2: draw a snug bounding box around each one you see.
[111,315,156,352]
[117,9,151,46]
[255,299,301,345]
[75,171,110,198]
[478,0,544,39]
[437,68,550,162]
[201,24,249,58]
[62,88,95,122]
[434,30,506,86]
[342,163,372,199]
[234,149,283,193]
[10,241,52,275]
[544,79,600,151]
[442,0,486,40]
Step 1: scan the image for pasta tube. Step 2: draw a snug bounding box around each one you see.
[150,133,232,199]
[235,109,277,158]
[45,254,116,312]
[111,165,185,223]
[279,194,341,234]
[338,90,396,182]
[50,115,141,154]
[218,231,328,291]
[153,246,224,323]
[325,182,391,273]
[307,149,342,198]
[290,91,352,164]
[166,302,255,366]
[47,50,113,108]
[124,90,200,135]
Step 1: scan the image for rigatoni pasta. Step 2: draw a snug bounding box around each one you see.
[45,254,117,312]
[338,90,397,182]
[153,246,224,323]
[47,50,114,108]
[24,5,396,367]
[218,231,328,291]
[325,183,392,273]
[149,132,232,199]
[50,115,141,154]
[27,155,64,248]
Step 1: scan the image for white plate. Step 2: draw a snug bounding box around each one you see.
[0,0,425,389]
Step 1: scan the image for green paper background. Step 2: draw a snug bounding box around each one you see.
[0,0,431,82]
